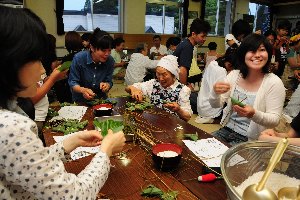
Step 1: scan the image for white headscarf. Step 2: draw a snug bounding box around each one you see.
[157,55,179,79]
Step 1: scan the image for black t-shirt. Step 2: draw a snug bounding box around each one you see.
[291,112,300,137]
[173,38,194,70]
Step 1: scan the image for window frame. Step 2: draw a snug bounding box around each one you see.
[62,0,123,33]
[203,0,234,36]
[145,0,183,34]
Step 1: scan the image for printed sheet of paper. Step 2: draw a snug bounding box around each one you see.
[51,106,88,121]
[183,138,229,167]
[53,132,100,160]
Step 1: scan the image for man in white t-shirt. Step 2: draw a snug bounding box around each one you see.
[125,43,159,85]
[150,35,168,59]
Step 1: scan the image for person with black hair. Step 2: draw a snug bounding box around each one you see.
[264,30,281,74]
[0,6,125,199]
[191,48,236,123]
[225,19,252,50]
[282,33,300,90]
[81,32,92,50]
[283,34,300,118]
[275,19,292,77]
[42,34,59,76]
[124,43,159,85]
[204,42,221,68]
[173,18,211,85]
[150,35,168,59]
[21,14,67,136]
[166,36,181,55]
[54,31,83,103]
[209,34,285,145]
[68,28,115,102]
[111,37,126,79]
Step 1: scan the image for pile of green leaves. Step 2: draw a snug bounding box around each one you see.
[51,119,88,135]
[47,108,59,117]
[59,102,78,107]
[86,98,117,106]
[141,185,178,200]
[93,119,124,136]
[125,101,153,111]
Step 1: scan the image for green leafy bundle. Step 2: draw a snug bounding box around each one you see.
[58,61,72,72]
[125,101,152,111]
[93,119,124,136]
[51,119,88,135]
[59,102,78,107]
[141,185,178,200]
[47,108,59,117]
[184,133,198,141]
[230,97,245,107]
[86,98,117,106]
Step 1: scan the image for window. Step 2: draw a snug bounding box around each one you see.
[145,0,183,34]
[63,0,121,32]
[204,0,233,36]
[249,3,271,33]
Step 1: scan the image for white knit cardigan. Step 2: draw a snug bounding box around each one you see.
[209,70,286,140]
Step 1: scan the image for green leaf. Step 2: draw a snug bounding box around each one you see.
[93,119,123,137]
[161,191,178,200]
[141,185,163,197]
[230,97,245,107]
[58,61,72,72]
[110,100,117,105]
[184,133,198,141]
[47,108,59,117]
[111,125,124,133]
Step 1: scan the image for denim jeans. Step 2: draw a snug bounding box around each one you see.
[212,127,248,146]
[189,92,198,114]
[284,83,300,118]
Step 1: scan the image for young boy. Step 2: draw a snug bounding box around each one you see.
[173,18,211,85]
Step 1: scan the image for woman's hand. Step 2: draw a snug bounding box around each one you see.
[75,130,103,147]
[213,81,231,94]
[100,82,110,92]
[131,88,144,102]
[258,129,280,142]
[258,133,280,142]
[294,69,300,80]
[63,130,103,153]
[260,129,277,137]
[51,67,69,82]
[81,87,96,100]
[233,105,255,118]
[164,102,180,112]
[100,130,126,156]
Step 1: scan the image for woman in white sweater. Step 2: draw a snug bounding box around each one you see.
[209,34,286,145]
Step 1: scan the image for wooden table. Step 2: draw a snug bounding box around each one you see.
[43,98,228,200]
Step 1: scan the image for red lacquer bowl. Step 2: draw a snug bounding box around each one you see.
[93,104,113,116]
[152,143,182,171]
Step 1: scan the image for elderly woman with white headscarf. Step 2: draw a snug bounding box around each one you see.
[125,55,192,121]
